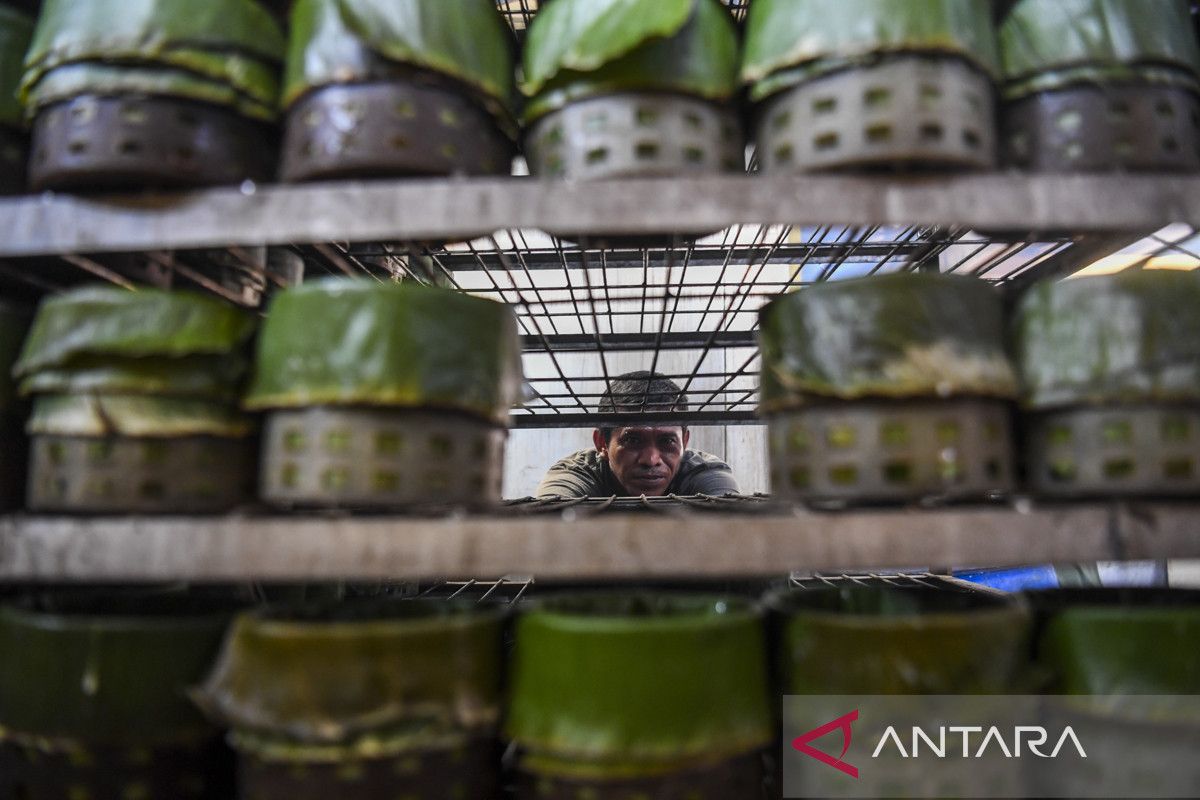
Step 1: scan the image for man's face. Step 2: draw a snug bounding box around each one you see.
[593,425,689,497]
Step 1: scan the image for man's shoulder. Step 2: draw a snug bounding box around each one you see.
[680,449,733,472]
[675,449,740,495]
[535,449,608,498]
[549,448,604,471]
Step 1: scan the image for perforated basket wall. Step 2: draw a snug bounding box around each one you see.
[280,81,514,182]
[757,55,997,172]
[4,734,233,800]
[260,407,506,510]
[29,94,275,191]
[514,748,766,800]
[1004,83,1200,172]
[525,93,743,180]
[27,434,256,513]
[237,736,499,800]
[768,399,1015,504]
[1025,405,1200,498]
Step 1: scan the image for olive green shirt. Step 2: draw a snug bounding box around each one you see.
[535,448,740,498]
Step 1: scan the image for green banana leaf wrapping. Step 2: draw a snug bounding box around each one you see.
[28,395,254,438]
[284,0,515,125]
[14,286,256,381]
[759,273,1018,412]
[1000,0,1200,99]
[0,591,243,746]
[196,601,503,756]
[20,0,284,116]
[1029,589,1200,695]
[769,585,1033,694]
[1002,62,1200,100]
[19,355,248,401]
[244,280,522,426]
[521,0,740,123]
[1029,589,1200,725]
[1014,271,1200,410]
[0,301,31,416]
[742,0,1001,104]
[25,61,279,122]
[505,594,772,778]
[0,7,34,128]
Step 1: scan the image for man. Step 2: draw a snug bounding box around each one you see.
[535,371,741,498]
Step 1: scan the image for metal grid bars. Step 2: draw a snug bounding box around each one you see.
[428,225,1080,426]
[788,571,1007,596]
[416,575,535,604]
[505,492,773,515]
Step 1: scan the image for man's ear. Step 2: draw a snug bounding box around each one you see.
[592,429,607,456]
[682,428,690,449]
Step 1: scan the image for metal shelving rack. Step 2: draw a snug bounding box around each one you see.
[0,1,1198,581]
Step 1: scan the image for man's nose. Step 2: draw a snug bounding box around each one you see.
[637,446,663,466]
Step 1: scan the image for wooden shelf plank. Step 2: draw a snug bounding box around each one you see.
[0,175,1195,257]
[1,502,1193,581]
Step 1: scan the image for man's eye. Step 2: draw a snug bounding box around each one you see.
[658,438,679,450]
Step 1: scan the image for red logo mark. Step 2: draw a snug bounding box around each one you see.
[791,709,859,779]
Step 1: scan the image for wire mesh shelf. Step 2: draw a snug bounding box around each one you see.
[788,571,1008,596]
[505,492,773,515]
[416,575,535,604]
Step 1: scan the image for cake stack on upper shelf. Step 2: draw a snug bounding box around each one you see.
[279,0,517,182]
[743,0,1002,173]
[999,0,1200,172]
[521,0,743,181]
[19,0,285,190]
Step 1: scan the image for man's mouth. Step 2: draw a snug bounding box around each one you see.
[630,473,668,486]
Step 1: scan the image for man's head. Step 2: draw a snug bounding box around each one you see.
[592,371,689,497]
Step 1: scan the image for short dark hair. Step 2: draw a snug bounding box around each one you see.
[597,370,689,443]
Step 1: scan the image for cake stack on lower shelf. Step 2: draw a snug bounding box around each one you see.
[0,580,1196,798]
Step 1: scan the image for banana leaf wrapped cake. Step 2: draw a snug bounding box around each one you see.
[1014,271,1200,497]
[769,581,1032,797]
[521,0,743,182]
[1000,0,1200,171]
[245,279,522,509]
[505,593,772,799]
[20,0,285,190]
[760,272,1018,503]
[0,5,33,193]
[279,0,516,182]
[14,286,258,512]
[196,599,504,800]
[743,0,1001,172]
[1025,588,1200,797]
[0,589,245,800]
